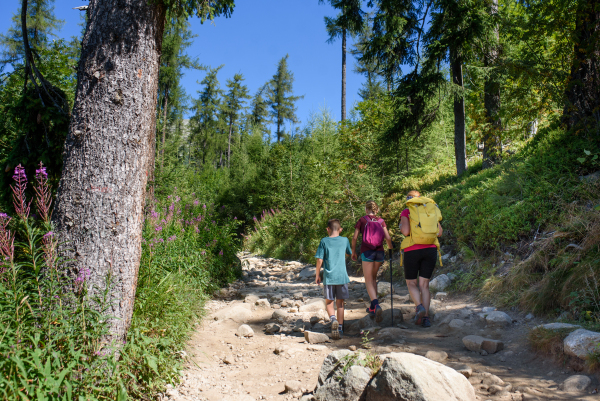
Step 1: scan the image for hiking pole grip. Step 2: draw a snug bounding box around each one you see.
[388,248,393,326]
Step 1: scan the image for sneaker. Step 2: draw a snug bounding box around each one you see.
[415,304,426,325]
[366,307,376,318]
[338,327,344,338]
[375,304,383,323]
[422,316,431,328]
[331,319,340,340]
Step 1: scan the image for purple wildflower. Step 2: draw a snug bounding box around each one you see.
[168,235,176,241]
[219,250,223,256]
[35,166,48,179]
[194,200,199,206]
[155,226,162,232]
[203,204,207,209]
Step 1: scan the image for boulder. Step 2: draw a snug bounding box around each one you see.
[300,299,327,313]
[244,294,259,304]
[563,329,600,360]
[305,331,330,344]
[284,380,302,393]
[482,307,496,313]
[315,365,371,401]
[485,311,512,328]
[449,319,465,330]
[216,305,253,323]
[561,375,591,393]
[462,335,504,354]
[536,322,581,331]
[366,353,476,401]
[299,266,316,279]
[425,350,448,362]
[429,274,451,291]
[435,292,448,301]
[255,298,271,308]
[377,282,395,297]
[446,362,472,378]
[317,350,355,386]
[377,327,405,340]
[236,324,254,337]
[264,323,281,334]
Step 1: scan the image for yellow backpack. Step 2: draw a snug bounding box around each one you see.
[400,197,443,264]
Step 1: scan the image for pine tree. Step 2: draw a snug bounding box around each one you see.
[321,0,364,121]
[222,73,250,167]
[268,55,303,142]
[482,0,501,169]
[249,84,270,138]
[351,15,385,101]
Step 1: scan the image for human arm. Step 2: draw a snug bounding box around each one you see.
[400,216,410,236]
[438,222,443,237]
[351,227,360,261]
[315,259,323,285]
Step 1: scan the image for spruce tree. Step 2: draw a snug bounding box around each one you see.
[482,0,501,169]
[321,0,364,121]
[268,55,303,142]
[223,73,250,167]
[249,84,271,138]
[351,14,385,101]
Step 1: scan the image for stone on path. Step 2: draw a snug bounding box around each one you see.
[449,319,465,330]
[482,306,496,313]
[317,350,354,386]
[561,375,591,393]
[236,324,254,337]
[349,345,357,351]
[425,350,448,362]
[462,335,504,354]
[536,322,581,331]
[284,380,302,393]
[377,327,404,340]
[216,305,253,323]
[305,330,330,344]
[300,299,326,313]
[299,266,316,279]
[429,274,451,291]
[563,328,600,359]
[485,311,512,328]
[446,362,472,378]
[255,298,271,308]
[307,344,328,351]
[272,309,287,322]
[366,353,476,401]
[435,292,448,301]
[244,294,259,304]
[264,323,281,334]
[315,365,371,401]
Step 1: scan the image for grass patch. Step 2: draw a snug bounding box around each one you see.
[528,327,575,360]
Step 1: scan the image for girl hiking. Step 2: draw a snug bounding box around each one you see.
[351,200,392,323]
[400,190,443,328]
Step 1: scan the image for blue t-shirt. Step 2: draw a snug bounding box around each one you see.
[314,236,352,285]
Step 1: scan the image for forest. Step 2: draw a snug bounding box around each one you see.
[0,0,599,399]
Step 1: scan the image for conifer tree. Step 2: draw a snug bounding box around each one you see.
[321,0,364,121]
[351,15,385,101]
[267,55,303,142]
[249,84,271,138]
[482,0,501,169]
[223,73,250,167]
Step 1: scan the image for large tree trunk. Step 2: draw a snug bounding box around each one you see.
[52,0,166,342]
[451,49,467,175]
[161,85,169,168]
[341,28,347,122]
[227,117,232,168]
[563,1,600,132]
[482,0,502,169]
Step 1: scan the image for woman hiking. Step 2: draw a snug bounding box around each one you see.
[400,190,443,328]
[351,200,393,323]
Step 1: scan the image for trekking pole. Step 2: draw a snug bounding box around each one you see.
[388,247,393,326]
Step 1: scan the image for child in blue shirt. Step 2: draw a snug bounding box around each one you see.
[315,219,352,340]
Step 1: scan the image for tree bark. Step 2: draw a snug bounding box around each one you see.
[52,0,166,342]
[341,28,347,122]
[451,48,467,175]
[161,85,169,168]
[482,0,502,169]
[227,116,232,168]
[563,1,600,133]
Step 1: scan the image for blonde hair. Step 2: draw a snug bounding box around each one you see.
[365,200,379,215]
[407,190,421,199]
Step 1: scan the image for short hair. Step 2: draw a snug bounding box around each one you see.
[407,190,421,199]
[327,219,341,231]
[365,200,379,214]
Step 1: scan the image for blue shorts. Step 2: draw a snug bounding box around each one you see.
[361,250,385,262]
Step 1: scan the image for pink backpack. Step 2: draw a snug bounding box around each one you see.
[362,215,385,250]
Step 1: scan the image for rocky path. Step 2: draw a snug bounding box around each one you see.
[161,253,598,401]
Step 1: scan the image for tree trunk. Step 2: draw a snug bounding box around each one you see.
[161,85,169,168]
[227,116,233,168]
[482,0,502,169]
[52,0,166,342]
[451,49,467,175]
[341,28,347,122]
[563,1,600,133]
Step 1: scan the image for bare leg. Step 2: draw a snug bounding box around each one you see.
[326,299,335,318]
[419,277,431,316]
[362,261,378,301]
[336,299,345,325]
[406,279,421,306]
[372,261,383,297]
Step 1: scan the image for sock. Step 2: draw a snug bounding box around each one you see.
[330,315,336,321]
[370,299,379,309]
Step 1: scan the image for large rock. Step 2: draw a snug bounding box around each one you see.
[536,322,581,331]
[317,350,355,386]
[485,311,512,328]
[446,362,472,378]
[347,308,404,333]
[216,305,253,323]
[462,335,504,354]
[236,324,254,337]
[377,327,405,340]
[448,319,465,330]
[244,294,259,304]
[284,380,302,393]
[255,298,271,308]
[305,331,329,344]
[265,323,281,334]
[561,375,591,392]
[315,365,371,401]
[366,353,476,401]
[563,329,600,360]
[377,281,395,297]
[272,309,288,322]
[425,350,448,362]
[429,274,451,292]
[299,266,316,279]
[300,299,327,313]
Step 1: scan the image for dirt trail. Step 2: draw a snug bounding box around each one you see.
[160,253,598,401]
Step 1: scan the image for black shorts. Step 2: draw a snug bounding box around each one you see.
[403,248,437,280]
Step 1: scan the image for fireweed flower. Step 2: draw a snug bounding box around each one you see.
[155,226,162,232]
[35,166,48,179]
[201,250,206,255]
[150,210,159,219]
[168,235,176,242]
[11,164,31,220]
[203,204,207,209]
[219,250,223,256]
[169,204,175,212]
[194,200,199,206]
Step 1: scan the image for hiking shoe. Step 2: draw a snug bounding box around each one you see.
[375,304,383,323]
[415,304,426,325]
[366,307,376,318]
[331,319,340,340]
[338,327,344,338]
[422,316,431,328]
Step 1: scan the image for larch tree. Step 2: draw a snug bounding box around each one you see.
[52,0,234,342]
[267,55,303,142]
[223,73,250,167]
[321,0,364,121]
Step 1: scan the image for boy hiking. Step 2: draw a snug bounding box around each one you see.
[315,219,352,340]
[400,190,443,328]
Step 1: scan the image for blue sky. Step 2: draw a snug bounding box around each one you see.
[0,0,368,133]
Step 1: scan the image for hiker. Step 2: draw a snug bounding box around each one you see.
[400,190,443,328]
[314,219,353,340]
[351,200,393,323]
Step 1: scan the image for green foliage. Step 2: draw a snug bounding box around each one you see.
[267,55,304,142]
